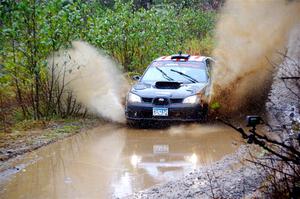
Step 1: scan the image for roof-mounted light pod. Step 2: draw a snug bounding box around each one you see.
[171,52,190,61]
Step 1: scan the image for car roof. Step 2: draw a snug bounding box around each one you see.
[155,55,209,62]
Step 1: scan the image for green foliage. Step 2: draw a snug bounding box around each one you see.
[84,1,216,72]
[0,0,216,122]
[210,101,220,110]
[183,35,215,56]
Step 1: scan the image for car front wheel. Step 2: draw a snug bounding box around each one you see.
[200,104,209,122]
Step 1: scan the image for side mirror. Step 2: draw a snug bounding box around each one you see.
[205,59,214,78]
[132,75,140,81]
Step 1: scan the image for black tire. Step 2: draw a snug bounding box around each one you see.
[200,104,209,123]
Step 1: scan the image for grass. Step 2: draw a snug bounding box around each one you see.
[51,125,81,134]
[12,120,47,131]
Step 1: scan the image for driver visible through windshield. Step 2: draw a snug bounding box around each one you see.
[141,61,208,83]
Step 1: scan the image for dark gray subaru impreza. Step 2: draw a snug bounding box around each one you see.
[125,53,213,126]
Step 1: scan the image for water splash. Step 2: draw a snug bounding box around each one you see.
[49,41,129,123]
[210,0,300,115]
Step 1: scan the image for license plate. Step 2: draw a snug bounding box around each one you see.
[153,108,168,116]
[153,145,169,154]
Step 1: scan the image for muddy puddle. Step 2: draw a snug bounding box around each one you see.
[0,124,241,198]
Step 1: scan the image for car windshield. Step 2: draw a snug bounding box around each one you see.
[141,61,208,83]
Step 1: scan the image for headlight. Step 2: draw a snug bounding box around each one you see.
[128,92,141,103]
[183,95,199,104]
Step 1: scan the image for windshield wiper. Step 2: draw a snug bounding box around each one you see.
[155,67,174,81]
[170,69,198,83]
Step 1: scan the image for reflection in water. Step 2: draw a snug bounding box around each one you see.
[185,153,198,169]
[0,124,240,199]
[130,154,142,168]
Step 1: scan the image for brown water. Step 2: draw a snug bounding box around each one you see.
[0,124,240,199]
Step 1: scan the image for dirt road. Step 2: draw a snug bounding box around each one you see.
[0,123,241,198]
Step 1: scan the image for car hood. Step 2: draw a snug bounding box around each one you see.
[131,81,207,98]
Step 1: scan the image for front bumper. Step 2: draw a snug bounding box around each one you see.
[125,102,205,122]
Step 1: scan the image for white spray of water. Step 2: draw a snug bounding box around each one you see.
[50,41,129,123]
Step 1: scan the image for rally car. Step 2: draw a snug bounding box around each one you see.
[125,53,214,127]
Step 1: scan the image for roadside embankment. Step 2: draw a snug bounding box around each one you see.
[0,118,100,169]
